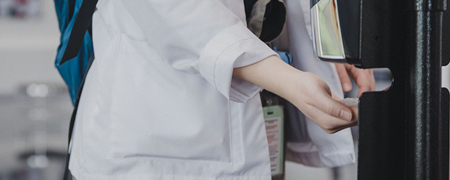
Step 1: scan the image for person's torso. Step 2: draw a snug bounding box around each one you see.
[69,0,272,179]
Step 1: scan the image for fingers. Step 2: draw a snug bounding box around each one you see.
[303,103,358,134]
[348,66,376,97]
[303,92,358,133]
[331,92,342,101]
[291,72,358,134]
[356,76,375,96]
[335,64,353,92]
[308,91,353,122]
[348,105,358,122]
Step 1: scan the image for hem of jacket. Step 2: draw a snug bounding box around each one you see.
[70,169,272,180]
[285,147,356,168]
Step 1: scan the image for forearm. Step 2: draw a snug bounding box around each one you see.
[233,56,301,102]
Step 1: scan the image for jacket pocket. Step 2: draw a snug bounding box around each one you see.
[107,33,233,163]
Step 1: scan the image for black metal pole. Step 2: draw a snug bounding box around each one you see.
[358,0,449,179]
[408,8,444,179]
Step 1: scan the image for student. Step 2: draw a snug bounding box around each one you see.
[68,0,374,179]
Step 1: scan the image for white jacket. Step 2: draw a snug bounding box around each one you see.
[69,0,355,179]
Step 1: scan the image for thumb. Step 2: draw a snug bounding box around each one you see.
[314,92,353,121]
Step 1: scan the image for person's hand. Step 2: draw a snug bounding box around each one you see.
[233,56,358,133]
[288,72,358,133]
[335,64,376,97]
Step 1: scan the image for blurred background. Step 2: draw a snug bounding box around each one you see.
[0,0,72,179]
[0,0,418,179]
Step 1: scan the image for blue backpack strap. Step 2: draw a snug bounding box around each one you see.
[55,0,95,105]
[54,0,75,32]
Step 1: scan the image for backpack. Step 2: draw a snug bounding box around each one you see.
[53,0,97,179]
[54,0,96,106]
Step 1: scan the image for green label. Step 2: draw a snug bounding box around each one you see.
[263,105,284,177]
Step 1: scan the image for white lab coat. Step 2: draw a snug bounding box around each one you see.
[69,0,355,179]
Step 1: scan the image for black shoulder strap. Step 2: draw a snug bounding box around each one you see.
[60,0,98,65]
[62,54,94,180]
[63,55,94,180]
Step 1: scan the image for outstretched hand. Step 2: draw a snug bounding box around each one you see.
[233,56,358,134]
[290,72,358,133]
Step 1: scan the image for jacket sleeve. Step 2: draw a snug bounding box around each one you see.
[121,0,277,102]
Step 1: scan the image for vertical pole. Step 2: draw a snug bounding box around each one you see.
[407,6,444,179]
[357,0,449,179]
